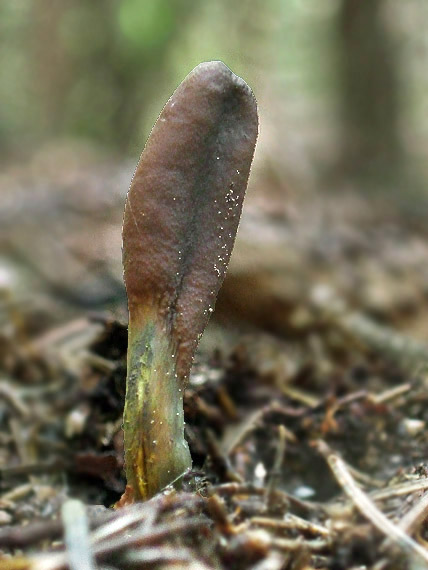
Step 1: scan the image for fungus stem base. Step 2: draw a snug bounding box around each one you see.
[123,316,191,501]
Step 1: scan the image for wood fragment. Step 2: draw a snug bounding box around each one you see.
[251,514,330,538]
[265,425,288,512]
[316,440,428,567]
[392,491,428,542]
[61,500,96,570]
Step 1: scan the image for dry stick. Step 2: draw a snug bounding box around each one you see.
[324,478,428,521]
[268,536,330,553]
[265,425,288,511]
[226,403,298,458]
[61,500,96,570]
[30,495,205,570]
[226,408,268,456]
[33,518,210,570]
[89,504,152,544]
[346,463,385,489]
[204,428,243,484]
[375,492,428,570]
[251,514,330,538]
[93,518,211,562]
[92,493,204,545]
[214,482,321,514]
[0,380,30,416]
[122,547,194,566]
[340,312,428,370]
[313,293,428,371]
[371,480,428,502]
[0,508,118,550]
[206,493,236,535]
[316,441,428,567]
[325,304,428,372]
[369,383,412,405]
[390,491,428,545]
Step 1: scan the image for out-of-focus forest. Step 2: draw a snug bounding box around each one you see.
[2,0,428,196]
[5,5,428,567]
[1,0,428,328]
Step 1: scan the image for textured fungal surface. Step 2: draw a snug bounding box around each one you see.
[122,61,258,500]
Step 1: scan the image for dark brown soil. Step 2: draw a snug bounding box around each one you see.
[2,149,428,569]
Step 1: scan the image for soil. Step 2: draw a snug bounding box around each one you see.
[1,147,428,569]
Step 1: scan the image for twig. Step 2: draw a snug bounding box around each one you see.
[251,514,330,538]
[122,546,195,566]
[225,403,299,457]
[375,492,428,570]
[338,311,428,371]
[214,482,321,514]
[204,429,243,483]
[206,494,235,535]
[279,385,320,408]
[316,440,428,567]
[30,319,102,353]
[1,482,33,503]
[369,383,412,405]
[33,517,210,570]
[265,425,288,512]
[270,535,330,553]
[396,491,428,537]
[0,380,30,416]
[62,500,96,570]
[313,294,428,370]
[324,477,428,520]
[346,464,385,489]
[80,350,116,373]
[0,508,117,549]
[371,479,428,503]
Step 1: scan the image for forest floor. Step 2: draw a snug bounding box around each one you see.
[2,146,428,569]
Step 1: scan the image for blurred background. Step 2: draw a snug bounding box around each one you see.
[2,0,428,529]
[1,0,428,338]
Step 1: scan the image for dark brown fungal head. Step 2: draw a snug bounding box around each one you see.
[122,61,258,501]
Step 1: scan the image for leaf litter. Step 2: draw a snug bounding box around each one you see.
[2,149,428,568]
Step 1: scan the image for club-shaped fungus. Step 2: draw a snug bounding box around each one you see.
[122,61,258,501]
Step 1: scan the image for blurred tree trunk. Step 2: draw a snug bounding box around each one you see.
[30,0,72,136]
[337,0,403,185]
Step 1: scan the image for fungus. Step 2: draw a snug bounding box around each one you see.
[122,61,258,501]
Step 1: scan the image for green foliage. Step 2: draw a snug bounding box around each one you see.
[118,0,174,51]
[2,0,428,202]
[0,0,266,154]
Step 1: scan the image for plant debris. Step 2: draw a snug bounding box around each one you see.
[2,148,428,568]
